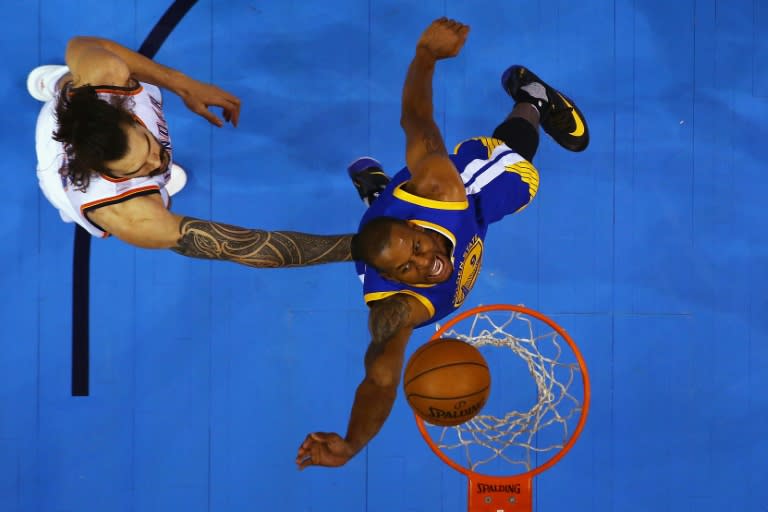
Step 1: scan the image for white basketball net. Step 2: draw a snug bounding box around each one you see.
[426,309,586,474]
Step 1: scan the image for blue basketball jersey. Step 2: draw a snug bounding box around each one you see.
[355,137,540,326]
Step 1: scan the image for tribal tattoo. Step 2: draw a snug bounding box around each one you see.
[365,295,412,365]
[172,217,353,268]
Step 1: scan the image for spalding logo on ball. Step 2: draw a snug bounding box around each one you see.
[403,338,491,427]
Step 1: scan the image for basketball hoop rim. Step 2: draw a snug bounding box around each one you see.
[414,303,592,481]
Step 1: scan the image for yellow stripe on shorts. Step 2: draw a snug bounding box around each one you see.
[505,161,540,211]
[453,137,506,158]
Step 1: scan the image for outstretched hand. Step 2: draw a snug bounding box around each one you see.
[178,78,241,128]
[417,17,470,60]
[296,432,355,470]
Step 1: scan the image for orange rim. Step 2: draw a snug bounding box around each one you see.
[415,303,591,480]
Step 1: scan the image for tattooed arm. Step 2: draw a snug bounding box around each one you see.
[295,294,432,469]
[85,193,352,267]
[400,18,469,202]
[345,294,430,451]
[173,217,352,267]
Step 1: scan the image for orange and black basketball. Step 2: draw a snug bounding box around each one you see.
[403,338,491,427]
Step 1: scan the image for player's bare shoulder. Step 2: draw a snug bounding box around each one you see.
[86,194,179,248]
[368,295,413,342]
[403,154,466,202]
[368,294,432,343]
[65,37,131,88]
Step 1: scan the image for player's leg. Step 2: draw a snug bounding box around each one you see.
[347,157,390,207]
[456,76,544,224]
[466,65,590,226]
[500,65,589,152]
[491,102,541,163]
[466,147,540,225]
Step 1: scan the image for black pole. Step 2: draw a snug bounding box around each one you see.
[70,0,198,396]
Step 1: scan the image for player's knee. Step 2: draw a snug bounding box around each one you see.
[493,118,540,162]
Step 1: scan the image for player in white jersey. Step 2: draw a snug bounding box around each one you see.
[30,36,352,267]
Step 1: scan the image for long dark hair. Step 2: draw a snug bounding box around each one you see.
[53,85,135,191]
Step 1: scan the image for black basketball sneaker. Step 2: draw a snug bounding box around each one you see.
[347,157,391,207]
[501,65,589,152]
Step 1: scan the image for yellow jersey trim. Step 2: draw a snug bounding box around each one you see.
[409,219,457,248]
[505,160,540,213]
[453,137,507,158]
[558,93,586,136]
[393,183,468,210]
[364,291,436,319]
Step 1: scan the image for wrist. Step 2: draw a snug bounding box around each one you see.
[415,45,437,64]
[168,69,193,97]
[343,435,363,456]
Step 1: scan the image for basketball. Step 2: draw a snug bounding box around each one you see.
[403,338,491,427]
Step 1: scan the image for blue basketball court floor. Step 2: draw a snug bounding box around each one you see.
[1,0,767,510]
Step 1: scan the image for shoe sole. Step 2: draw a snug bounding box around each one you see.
[27,65,69,102]
[166,163,187,197]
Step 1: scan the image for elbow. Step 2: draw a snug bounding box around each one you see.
[67,36,104,51]
[65,36,86,58]
[67,36,89,47]
[366,358,402,390]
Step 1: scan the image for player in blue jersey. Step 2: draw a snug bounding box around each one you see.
[296,17,589,469]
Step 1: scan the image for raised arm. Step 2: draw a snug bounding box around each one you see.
[65,36,240,127]
[86,195,352,267]
[296,294,432,469]
[400,18,470,202]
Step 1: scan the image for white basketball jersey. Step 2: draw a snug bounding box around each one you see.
[35,81,173,237]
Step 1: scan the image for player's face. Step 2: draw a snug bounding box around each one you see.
[104,122,170,179]
[373,222,454,285]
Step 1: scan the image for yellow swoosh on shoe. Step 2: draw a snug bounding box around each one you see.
[558,93,585,137]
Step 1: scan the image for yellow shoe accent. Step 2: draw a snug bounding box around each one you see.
[558,93,585,137]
